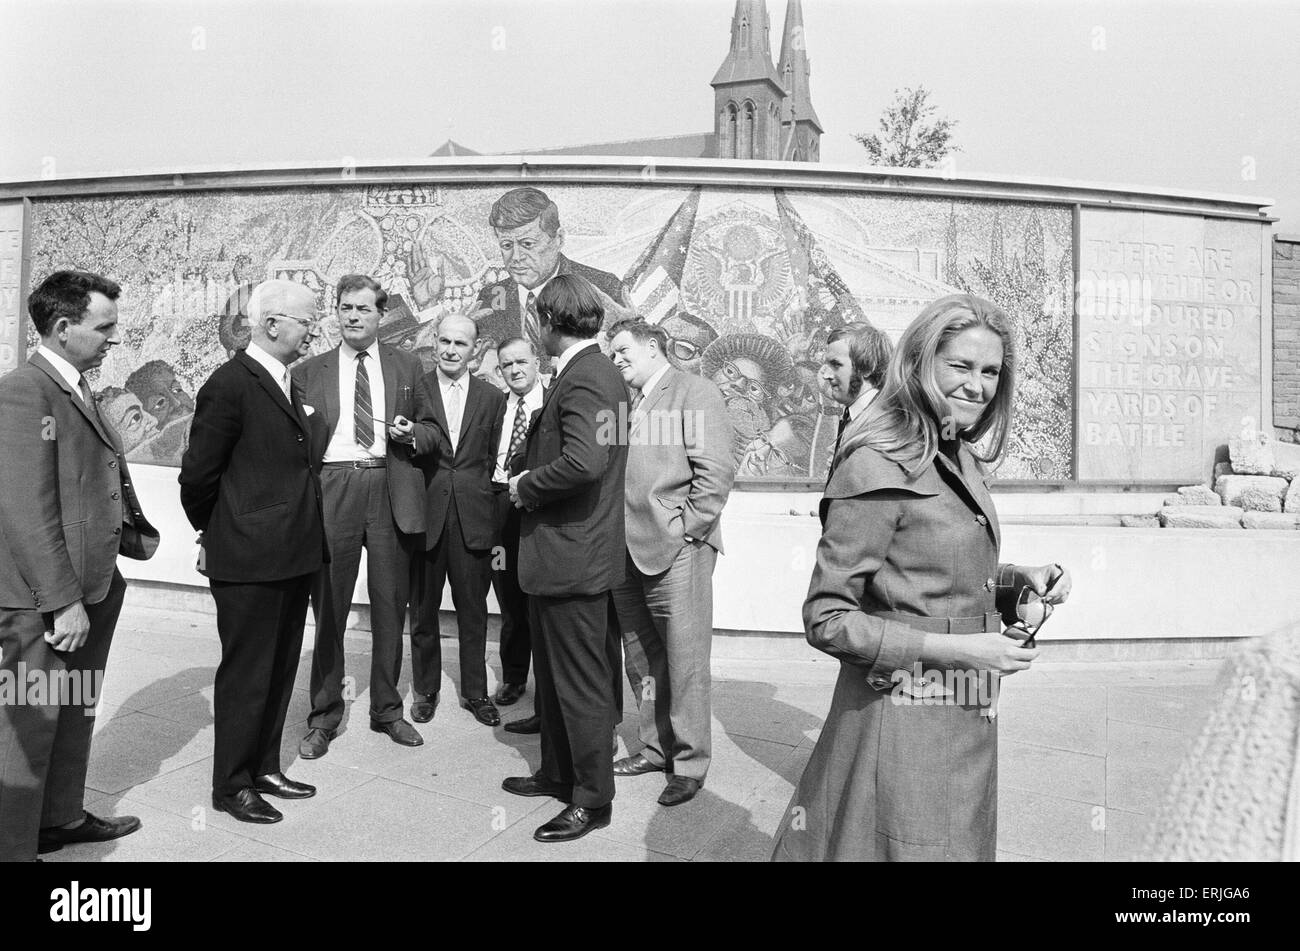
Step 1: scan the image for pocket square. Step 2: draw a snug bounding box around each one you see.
[303,404,316,416]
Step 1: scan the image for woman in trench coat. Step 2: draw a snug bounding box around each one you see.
[771,294,1072,862]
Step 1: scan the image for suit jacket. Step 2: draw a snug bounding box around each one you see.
[413,370,505,550]
[0,353,159,611]
[516,344,628,597]
[179,350,326,583]
[624,366,735,575]
[292,343,426,535]
[474,255,629,347]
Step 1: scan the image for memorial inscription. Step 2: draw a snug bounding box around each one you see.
[1077,210,1263,482]
[0,202,29,375]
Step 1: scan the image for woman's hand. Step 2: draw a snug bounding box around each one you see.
[952,630,1039,676]
[1011,563,1072,605]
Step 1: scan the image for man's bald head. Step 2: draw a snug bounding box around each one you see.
[247,279,319,365]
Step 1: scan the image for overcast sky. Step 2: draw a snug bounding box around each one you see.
[2,0,1295,225]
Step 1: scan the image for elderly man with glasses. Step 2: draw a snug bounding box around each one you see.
[180,278,329,824]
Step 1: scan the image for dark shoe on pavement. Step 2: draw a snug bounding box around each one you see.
[533,803,612,843]
[494,681,527,706]
[211,789,283,824]
[38,811,142,854]
[461,696,501,726]
[298,727,335,760]
[504,713,541,735]
[370,718,424,747]
[658,776,702,807]
[253,772,317,800]
[411,693,439,723]
[613,752,664,776]
[501,774,572,801]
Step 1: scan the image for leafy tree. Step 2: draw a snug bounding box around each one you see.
[855,86,959,168]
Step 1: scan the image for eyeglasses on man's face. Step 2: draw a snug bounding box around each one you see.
[268,312,322,334]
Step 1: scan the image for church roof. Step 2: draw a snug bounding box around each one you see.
[429,139,481,157]
[516,132,718,159]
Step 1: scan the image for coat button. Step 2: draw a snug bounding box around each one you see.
[985,578,995,591]
[113,527,121,536]
[111,491,120,500]
[975,515,988,525]
[109,460,117,469]
[297,434,304,442]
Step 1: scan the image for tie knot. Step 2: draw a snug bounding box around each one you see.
[356,350,367,362]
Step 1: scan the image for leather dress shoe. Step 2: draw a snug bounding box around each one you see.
[411,693,439,723]
[494,681,527,706]
[501,774,572,801]
[534,803,612,843]
[212,788,282,824]
[253,772,316,800]
[370,718,424,747]
[38,811,141,854]
[613,752,664,776]
[504,714,541,735]
[461,696,501,726]
[299,727,335,759]
[658,776,702,807]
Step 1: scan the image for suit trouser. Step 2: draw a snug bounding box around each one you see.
[308,466,419,731]
[531,592,616,809]
[613,542,716,781]
[210,575,312,797]
[491,495,531,686]
[412,501,492,700]
[0,570,125,861]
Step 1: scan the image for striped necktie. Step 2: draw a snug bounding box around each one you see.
[354,351,374,449]
[508,395,528,462]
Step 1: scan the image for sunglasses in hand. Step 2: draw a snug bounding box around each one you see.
[1014,587,1054,649]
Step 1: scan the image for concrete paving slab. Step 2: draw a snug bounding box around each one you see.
[999,740,1107,806]
[46,795,245,863]
[1106,685,1217,735]
[465,810,682,862]
[997,787,1105,862]
[1103,808,1152,862]
[995,685,1108,756]
[85,711,214,796]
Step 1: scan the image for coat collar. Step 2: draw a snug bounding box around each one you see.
[934,443,1000,549]
[29,350,118,450]
[234,350,302,429]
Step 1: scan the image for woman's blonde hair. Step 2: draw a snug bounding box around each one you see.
[838,294,1016,475]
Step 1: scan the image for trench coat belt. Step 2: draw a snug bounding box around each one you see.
[871,610,1001,635]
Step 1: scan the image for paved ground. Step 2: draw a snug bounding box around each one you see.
[40,601,1222,862]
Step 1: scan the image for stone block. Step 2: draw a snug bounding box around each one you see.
[1158,506,1244,529]
[1228,434,1275,475]
[1175,485,1220,506]
[1243,512,1300,530]
[1271,440,1300,478]
[1215,474,1287,507]
[1238,485,1283,512]
[1213,461,1234,482]
[1285,477,1300,514]
[1120,515,1160,528]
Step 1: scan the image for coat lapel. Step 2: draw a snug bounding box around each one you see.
[321,348,341,436]
[378,345,399,422]
[934,446,1000,549]
[29,352,115,449]
[456,375,482,460]
[237,351,302,429]
[631,365,674,436]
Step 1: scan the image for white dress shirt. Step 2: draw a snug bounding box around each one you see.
[245,341,291,398]
[847,385,879,422]
[554,339,599,378]
[634,363,670,410]
[494,381,544,483]
[437,369,469,453]
[35,345,85,399]
[323,342,385,462]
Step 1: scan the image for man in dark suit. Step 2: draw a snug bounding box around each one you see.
[0,270,159,862]
[489,337,545,729]
[409,313,506,727]
[179,278,326,824]
[607,319,735,807]
[501,273,629,843]
[294,275,427,759]
[473,186,632,371]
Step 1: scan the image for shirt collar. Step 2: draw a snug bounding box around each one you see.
[847,385,878,421]
[341,340,380,362]
[35,345,83,392]
[554,338,598,378]
[638,362,670,399]
[511,381,543,407]
[245,341,290,385]
[437,368,468,389]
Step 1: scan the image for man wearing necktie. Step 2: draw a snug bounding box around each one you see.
[180,279,327,824]
[0,271,159,861]
[606,319,735,806]
[488,337,546,727]
[820,322,893,478]
[409,314,506,727]
[293,275,429,760]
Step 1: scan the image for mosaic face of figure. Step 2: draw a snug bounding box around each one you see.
[494,217,563,290]
[659,312,716,375]
[712,355,770,405]
[129,365,195,429]
[102,391,157,453]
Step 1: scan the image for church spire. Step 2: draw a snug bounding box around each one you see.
[777,0,822,133]
[711,0,784,88]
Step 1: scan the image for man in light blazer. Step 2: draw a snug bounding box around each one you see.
[501,274,629,843]
[179,278,327,824]
[409,313,507,727]
[294,275,428,758]
[0,270,159,861]
[607,318,734,806]
[820,321,892,479]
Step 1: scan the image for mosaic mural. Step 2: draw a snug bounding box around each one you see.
[28,183,1074,481]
